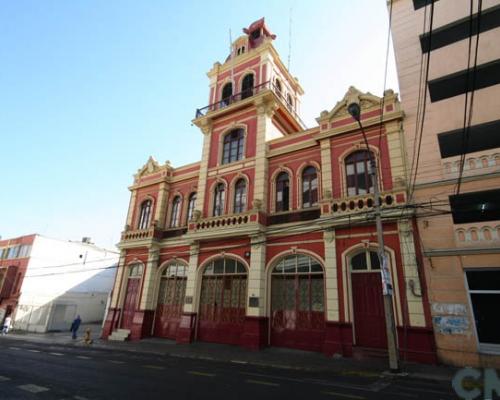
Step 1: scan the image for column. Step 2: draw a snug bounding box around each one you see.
[177,242,199,343]
[242,234,267,349]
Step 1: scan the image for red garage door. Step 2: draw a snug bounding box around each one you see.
[197,258,247,345]
[121,263,143,330]
[154,262,187,340]
[271,254,325,352]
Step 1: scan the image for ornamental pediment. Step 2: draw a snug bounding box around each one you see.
[318,86,384,123]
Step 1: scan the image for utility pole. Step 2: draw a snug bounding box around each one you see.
[347,101,400,372]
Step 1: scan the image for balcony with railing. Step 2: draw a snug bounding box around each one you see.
[324,190,407,220]
[194,80,306,128]
[187,210,266,238]
[120,225,164,242]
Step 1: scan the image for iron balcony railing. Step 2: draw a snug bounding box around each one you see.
[195,80,307,127]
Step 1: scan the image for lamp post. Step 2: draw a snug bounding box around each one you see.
[347,101,400,372]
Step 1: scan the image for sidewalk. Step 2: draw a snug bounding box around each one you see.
[2,325,457,382]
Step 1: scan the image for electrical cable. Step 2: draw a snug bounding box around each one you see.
[456,0,482,195]
[408,0,435,202]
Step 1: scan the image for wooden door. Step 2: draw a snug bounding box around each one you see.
[121,278,140,329]
[198,275,247,345]
[271,274,325,352]
[154,276,186,339]
[351,272,387,348]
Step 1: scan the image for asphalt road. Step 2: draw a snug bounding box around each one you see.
[0,338,457,400]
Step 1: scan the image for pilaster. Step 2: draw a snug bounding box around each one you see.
[253,101,276,211]
[126,190,138,227]
[320,139,333,198]
[139,247,160,310]
[110,250,127,308]
[323,230,339,321]
[194,126,212,217]
[247,234,267,317]
[183,242,200,313]
[386,120,408,188]
[398,219,425,327]
[154,182,169,228]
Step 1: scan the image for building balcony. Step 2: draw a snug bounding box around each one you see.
[120,226,163,242]
[194,80,306,129]
[187,210,266,239]
[322,190,408,224]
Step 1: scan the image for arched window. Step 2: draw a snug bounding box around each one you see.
[213,183,225,216]
[302,166,318,208]
[350,249,381,271]
[345,150,374,196]
[222,128,244,164]
[138,200,152,230]
[233,179,247,213]
[186,192,197,222]
[275,78,282,94]
[170,196,181,228]
[275,172,290,212]
[129,263,143,277]
[221,82,233,107]
[241,74,254,99]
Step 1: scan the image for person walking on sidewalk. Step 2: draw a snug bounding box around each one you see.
[2,315,12,335]
[70,315,82,339]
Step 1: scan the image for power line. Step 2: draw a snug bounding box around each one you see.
[408,0,435,202]
[377,0,394,151]
[21,202,458,279]
[456,0,482,195]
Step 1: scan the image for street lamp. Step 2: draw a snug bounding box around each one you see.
[347,101,400,373]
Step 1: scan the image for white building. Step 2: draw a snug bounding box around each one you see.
[9,235,119,332]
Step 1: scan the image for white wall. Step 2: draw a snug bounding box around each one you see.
[13,235,119,332]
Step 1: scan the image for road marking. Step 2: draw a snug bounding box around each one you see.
[231,360,248,364]
[74,396,90,400]
[187,371,216,377]
[49,352,64,356]
[8,347,21,350]
[0,376,11,382]
[321,392,365,399]
[241,371,302,383]
[77,356,91,360]
[108,360,125,364]
[18,384,50,393]
[143,365,165,370]
[28,349,41,353]
[246,379,280,387]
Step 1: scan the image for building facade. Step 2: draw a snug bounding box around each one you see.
[391,0,500,367]
[0,234,118,332]
[104,18,436,363]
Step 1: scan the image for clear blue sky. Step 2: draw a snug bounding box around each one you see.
[0,1,398,249]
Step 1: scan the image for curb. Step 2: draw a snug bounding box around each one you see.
[1,335,454,382]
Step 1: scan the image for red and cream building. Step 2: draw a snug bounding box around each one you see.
[103,18,436,363]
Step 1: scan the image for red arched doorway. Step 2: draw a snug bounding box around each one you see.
[270,254,325,352]
[121,263,143,329]
[154,261,187,339]
[197,257,247,345]
[350,249,388,349]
